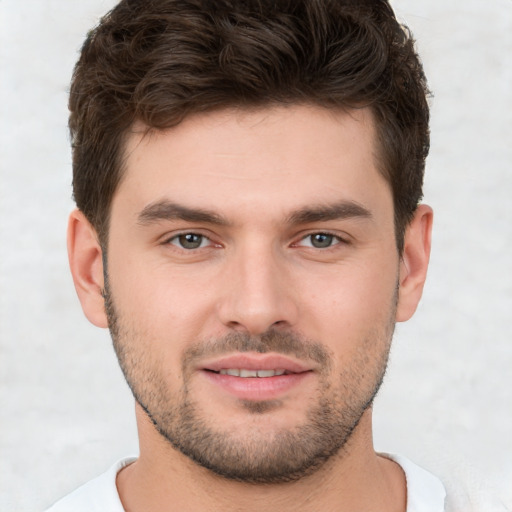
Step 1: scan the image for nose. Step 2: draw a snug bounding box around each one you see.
[216,242,299,335]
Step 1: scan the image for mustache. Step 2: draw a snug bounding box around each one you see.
[182,329,333,371]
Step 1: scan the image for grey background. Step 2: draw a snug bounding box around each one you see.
[1,0,511,510]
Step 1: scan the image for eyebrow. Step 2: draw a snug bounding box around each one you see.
[286,201,373,225]
[137,199,372,228]
[137,200,230,226]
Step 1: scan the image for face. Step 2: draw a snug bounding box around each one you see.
[104,105,400,482]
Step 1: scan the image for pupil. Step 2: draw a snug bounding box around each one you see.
[180,233,202,249]
[312,233,332,248]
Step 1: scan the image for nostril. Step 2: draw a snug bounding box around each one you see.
[226,321,246,331]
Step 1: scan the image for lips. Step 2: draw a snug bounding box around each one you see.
[218,368,287,377]
[202,353,312,374]
[200,353,314,401]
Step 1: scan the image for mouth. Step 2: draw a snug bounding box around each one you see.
[199,354,314,401]
[202,353,313,373]
[214,368,290,377]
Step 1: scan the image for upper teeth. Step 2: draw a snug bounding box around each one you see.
[219,369,286,377]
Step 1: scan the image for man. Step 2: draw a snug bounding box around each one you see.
[47,0,443,510]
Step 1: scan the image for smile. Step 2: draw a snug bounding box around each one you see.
[198,353,316,400]
[217,369,288,377]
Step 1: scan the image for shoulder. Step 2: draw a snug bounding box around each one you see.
[45,457,137,512]
[380,453,446,512]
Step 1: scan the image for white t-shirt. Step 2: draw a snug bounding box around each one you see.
[45,454,446,512]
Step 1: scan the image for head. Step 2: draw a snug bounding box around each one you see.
[67,0,432,485]
[69,0,430,254]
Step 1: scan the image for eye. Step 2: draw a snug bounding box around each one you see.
[298,233,342,249]
[168,233,211,250]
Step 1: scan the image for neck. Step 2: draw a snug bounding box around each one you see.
[116,405,406,512]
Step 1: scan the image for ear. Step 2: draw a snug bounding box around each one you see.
[396,204,433,322]
[67,209,109,328]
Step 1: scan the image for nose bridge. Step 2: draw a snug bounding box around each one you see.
[218,235,298,334]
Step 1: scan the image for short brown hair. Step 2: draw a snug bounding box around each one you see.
[69,0,430,252]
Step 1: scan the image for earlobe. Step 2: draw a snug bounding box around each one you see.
[396,204,433,322]
[67,209,109,328]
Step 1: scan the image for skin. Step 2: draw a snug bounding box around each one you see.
[68,104,432,512]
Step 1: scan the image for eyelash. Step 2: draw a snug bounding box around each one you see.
[166,232,215,250]
[294,232,349,250]
[164,231,348,251]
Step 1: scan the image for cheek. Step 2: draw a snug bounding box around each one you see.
[296,257,398,346]
[108,254,220,344]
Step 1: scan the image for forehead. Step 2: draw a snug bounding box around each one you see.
[115,105,391,222]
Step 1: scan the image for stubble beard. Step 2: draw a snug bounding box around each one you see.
[104,276,396,484]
